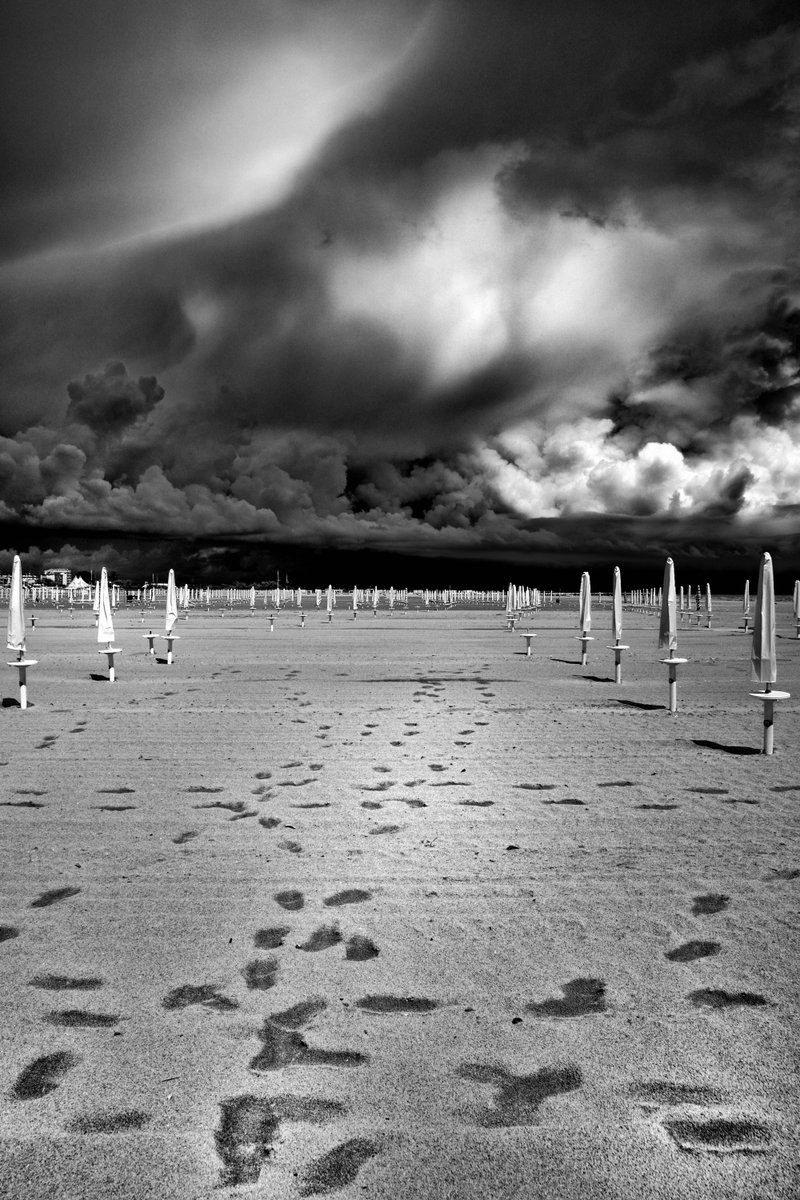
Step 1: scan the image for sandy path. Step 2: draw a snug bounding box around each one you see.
[1,604,798,1198]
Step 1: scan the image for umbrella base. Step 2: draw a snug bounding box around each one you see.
[749,690,791,755]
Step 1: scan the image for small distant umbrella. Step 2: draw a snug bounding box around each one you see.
[249,585,256,611]
[750,552,789,754]
[352,586,358,611]
[372,586,379,612]
[742,579,751,633]
[165,570,178,633]
[793,579,800,638]
[326,584,334,621]
[705,583,712,627]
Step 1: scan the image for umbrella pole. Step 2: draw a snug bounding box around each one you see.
[578,633,593,666]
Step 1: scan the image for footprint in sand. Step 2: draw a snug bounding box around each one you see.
[662,1114,772,1154]
[29,973,103,991]
[526,978,606,1017]
[254,927,290,950]
[356,995,437,1014]
[361,801,382,810]
[345,935,379,961]
[162,983,239,1012]
[11,1050,80,1100]
[665,940,720,963]
[629,1080,726,1107]
[692,894,729,916]
[688,988,770,1009]
[543,798,585,807]
[323,889,372,907]
[258,816,282,830]
[270,999,328,1028]
[457,1062,581,1127]
[242,958,280,991]
[44,1009,120,1027]
[250,1006,367,1072]
[298,1138,382,1197]
[279,839,303,853]
[274,890,304,912]
[173,830,199,845]
[30,886,81,909]
[1,799,46,808]
[184,785,224,794]
[1,925,20,943]
[69,1110,151,1134]
[297,926,342,952]
[369,824,400,836]
[215,1095,345,1188]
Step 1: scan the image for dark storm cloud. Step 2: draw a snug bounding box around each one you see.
[1,0,799,572]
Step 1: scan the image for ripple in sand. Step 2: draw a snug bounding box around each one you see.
[274,889,304,911]
[458,1062,582,1127]
[369,824,400,836]
[184,785,223,793]
[527,977,606,1018]
[11,1050,80,1100]
[688,988,770,1009]
[460,799,494,807]
[323,889,372,907]
[766,867,800,881]
[637,803,678,810]
[96,787,135,795]
[298,926,342,953]
[215,1095,345,1188]
[299,1137,381,1197]
[44,1010,120,1027]
[663,1114,772,1153]
[254,927,290,951]
[1,925,20,943]
[356,995,437,1014]
[242,958,279,991]
[162,983,239,1012]
[665,940,721,963]
[30,886,81,909]
[29,973,103,990]
[543,798,585,806]
[361,800,382,810]
[70,1109,151,1134]
[1,799,46,808]
[513,783,556,791]
[692,893,729,916]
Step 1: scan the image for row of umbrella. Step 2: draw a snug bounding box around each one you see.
[573,554,789,754]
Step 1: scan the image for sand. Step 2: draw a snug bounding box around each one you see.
[1,601,798,1199]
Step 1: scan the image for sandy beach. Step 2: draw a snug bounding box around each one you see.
[1,602,798,1199]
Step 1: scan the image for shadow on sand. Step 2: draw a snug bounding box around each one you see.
[692,739,760,756]
[615,699,664,711]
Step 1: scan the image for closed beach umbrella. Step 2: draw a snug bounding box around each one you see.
[249,585,256,609]
[352,586,358,611]
[7,554,26,656]
[793,580,800,635]
[579,572,591,633]
[93,581,100,615]
[658,558,678,654]
[751,553,777,686]
[326,585,334,613]
[97,568,115,645]
[611,567,622,645]
[743,580,750,616]
[165,570,178,633]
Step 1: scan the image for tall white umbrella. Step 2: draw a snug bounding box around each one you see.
[793,579,800,638]
[607,566,628,684]
[97,568,115,645]
[7,554,35,707]
[7,554,26,657]
[659,557,686,712]
[165,570,178,633]
[749,552,789,754]
[577,571,593,665]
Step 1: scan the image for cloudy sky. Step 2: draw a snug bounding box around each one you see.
[1,0,799,585]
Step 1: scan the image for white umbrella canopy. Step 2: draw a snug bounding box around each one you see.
[249,585,256,608]
[706,583,712,615]
[7,554,26,656]
[579,572,591,633]
[92,581,100,614]
[751,552,777,686]
[326,585,334,613]
[97,567,115,645]
[743,580,750,615]
[658,558,678,654]
[352,587,358,611]
[611,567,622,645]
[165,570,179,633]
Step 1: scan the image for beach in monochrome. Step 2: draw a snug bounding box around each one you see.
[1,597,798,1199]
